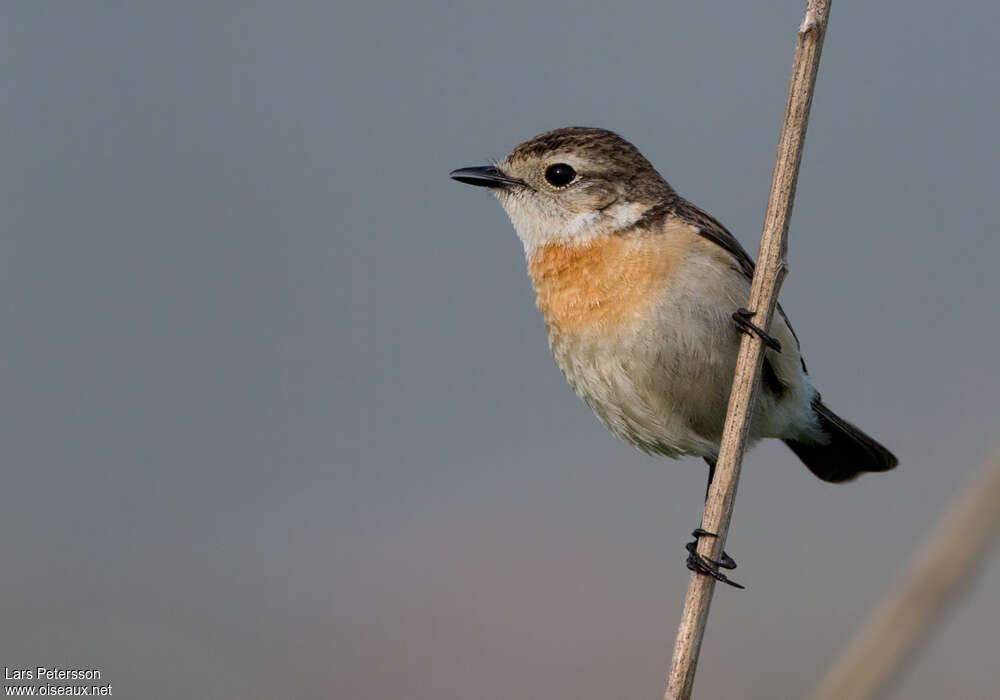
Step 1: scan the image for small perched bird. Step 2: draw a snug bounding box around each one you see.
[451,127,897,584]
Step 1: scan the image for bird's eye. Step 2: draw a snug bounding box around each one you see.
[544,163,576,187]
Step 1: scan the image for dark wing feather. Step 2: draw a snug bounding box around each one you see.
[671,199,757,279]
[670,198,807,372]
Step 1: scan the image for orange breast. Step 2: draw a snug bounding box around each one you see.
[527,226,691,334]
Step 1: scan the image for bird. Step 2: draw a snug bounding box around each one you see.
[450,126,897,586]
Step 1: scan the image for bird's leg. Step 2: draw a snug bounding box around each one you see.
[732,307,782,352]
[704,455,716,501]
[685,459,744,589]
[699,459,737,570]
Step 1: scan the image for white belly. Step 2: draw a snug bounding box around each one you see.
[545,259,817,459]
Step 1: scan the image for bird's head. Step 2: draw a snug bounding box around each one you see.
[451,127,675,255]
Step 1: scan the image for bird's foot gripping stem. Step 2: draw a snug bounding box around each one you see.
[732,307,781,352]
[685,528,744,589]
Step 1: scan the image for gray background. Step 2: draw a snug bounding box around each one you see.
[2,2,998,698]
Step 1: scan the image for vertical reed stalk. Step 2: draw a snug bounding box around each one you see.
[664,2,833,697]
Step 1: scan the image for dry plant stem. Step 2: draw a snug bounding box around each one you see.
[663,2,832,698]
[809,446,1000,700]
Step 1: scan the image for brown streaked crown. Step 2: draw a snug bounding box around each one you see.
[507,127,677,204]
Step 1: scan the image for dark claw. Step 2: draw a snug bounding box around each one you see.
[733,307,782,353]
[716,551,738,570]
[685,529,744,589]
[687,529,737,569]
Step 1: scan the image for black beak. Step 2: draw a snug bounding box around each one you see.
[449,165,524,189]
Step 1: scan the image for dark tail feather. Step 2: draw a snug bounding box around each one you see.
[784,399,898,483]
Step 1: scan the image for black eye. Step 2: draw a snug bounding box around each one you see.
[544,163,576,187]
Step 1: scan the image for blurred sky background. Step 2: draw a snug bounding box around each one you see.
[2,2,999,698]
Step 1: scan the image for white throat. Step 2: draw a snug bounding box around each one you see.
[498,195,651,257]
